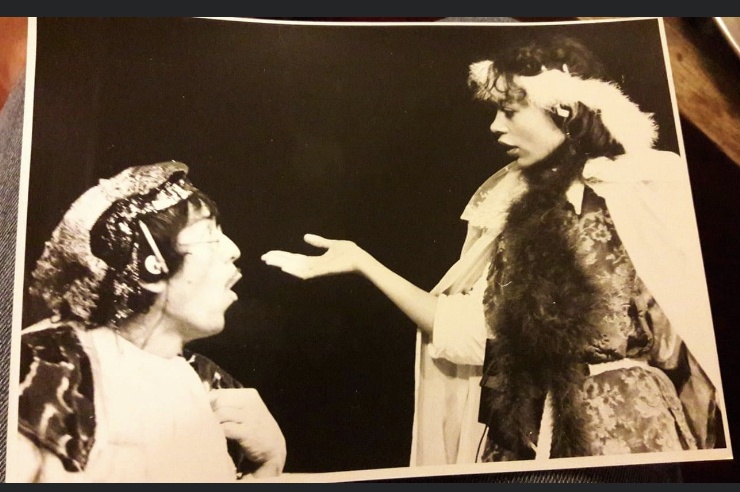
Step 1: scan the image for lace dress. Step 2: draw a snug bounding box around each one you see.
[480,185,720,461]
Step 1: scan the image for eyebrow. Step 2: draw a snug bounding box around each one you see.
[184,214,217,230]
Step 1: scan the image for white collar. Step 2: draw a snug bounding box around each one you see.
[565,179,585,216]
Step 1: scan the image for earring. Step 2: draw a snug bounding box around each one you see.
[139,221,169,275]
[144,255,165,276]
[555,105,570,119]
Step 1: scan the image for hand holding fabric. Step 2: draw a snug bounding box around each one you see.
[209,388,286,478]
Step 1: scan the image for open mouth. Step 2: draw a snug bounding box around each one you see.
[498,141,518,156]
[226,268,242,290]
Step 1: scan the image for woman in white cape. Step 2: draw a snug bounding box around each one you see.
[262,34,726,466]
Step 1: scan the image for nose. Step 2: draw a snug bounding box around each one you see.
[490,111,507,135]
[220,233,241,262]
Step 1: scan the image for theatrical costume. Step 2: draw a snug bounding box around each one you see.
[14,161,252,481]
[412,64,725,464]
[17,321,248,482]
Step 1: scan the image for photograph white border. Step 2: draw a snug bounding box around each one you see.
[3,16,733,483]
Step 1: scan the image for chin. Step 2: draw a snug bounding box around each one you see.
[186,319,226,342]
[208,320,227,336]
[516,156,538,167]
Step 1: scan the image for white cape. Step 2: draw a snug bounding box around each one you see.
[410,149,725,466]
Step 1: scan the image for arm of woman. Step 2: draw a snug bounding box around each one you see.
[262,233,438,336]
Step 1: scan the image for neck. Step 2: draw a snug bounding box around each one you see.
[116,311,185,358]
[519,141,586,194]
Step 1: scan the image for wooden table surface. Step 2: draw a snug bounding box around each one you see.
[578,17,740,168]
[0,17,26,111]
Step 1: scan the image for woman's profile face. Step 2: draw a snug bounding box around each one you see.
[161,204,242,343]
[489,97,566,167]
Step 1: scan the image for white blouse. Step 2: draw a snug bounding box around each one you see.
[18,326,237,483]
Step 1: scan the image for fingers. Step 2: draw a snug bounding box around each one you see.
[260,251,312,279]
[208,388,286,476]
[209,388,261,409]
[261,235,360,279]
[212,406,250,430]
[209,389,281,441]
[260,232,332,259]
[260,250,305,267]
[211,400,268,423]
[303,233,335,249]
[260,234,334,264]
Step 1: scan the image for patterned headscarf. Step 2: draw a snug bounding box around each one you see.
[30,161,198,326]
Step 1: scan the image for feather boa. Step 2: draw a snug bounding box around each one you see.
[481,144,609,459]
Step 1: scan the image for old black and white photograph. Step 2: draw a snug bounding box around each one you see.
[2,17,733,482]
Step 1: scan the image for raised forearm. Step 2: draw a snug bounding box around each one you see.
[358,252,438,336]
[262,234,439,335]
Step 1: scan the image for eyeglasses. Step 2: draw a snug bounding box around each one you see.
[176,226,224,253]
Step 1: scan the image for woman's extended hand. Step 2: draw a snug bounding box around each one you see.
[261,233,370,279]
[262,233,437,334]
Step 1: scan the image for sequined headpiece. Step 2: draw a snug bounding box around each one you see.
[30,161,197,326]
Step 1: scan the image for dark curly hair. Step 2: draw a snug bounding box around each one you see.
[469,34,625,160]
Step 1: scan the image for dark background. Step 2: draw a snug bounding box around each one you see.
[21,17,690,474]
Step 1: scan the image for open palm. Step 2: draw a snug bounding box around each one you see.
[261,234,368,280]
